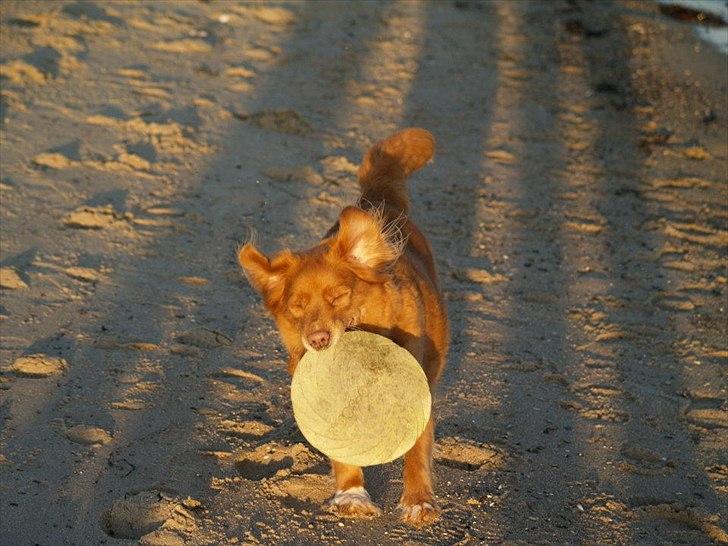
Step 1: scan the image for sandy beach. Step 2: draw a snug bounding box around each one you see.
[1,1,726,544]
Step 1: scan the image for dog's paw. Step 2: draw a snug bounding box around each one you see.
[327,487,381,518]
[398,499,440,526]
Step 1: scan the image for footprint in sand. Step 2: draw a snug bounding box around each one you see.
[145,206,185,217]
[60,2,124,27]
[178,276,208,286]
[594,329,628,342]
[705,464,728,494]
[139,530,185,546]
[319,155,358,184]
[312,191,347,207]
[654,293,696,312]
[224,66,256,79]
[681,145,711,160]
[32,152,75,169]
[0,60,47,85]
[11,354,66,377]
[111,399,148,411]
[23,45,74,80]
[249,6,296,26]
[647,177,712,190]
[151,39,212,54]
[619,443,673,476]
[33,146,161,179]
[262,165,324,185]
[64,424,113,446]
[116,67,147,79]
[263,474,332,507]
[131,206,186,229]
[559,383,632,423]
[662,259,696,272]
[484,148,517,164]
[211,367,265,384]
[85,113,212,156]
[101,490,196,541]
[94,337,159,352]
[663,221,728,248]
[234,444,295,481]
[559,400,630,424]
[63,205,129,229]
[564,220,604,235]
[218,419,273,440]
[64,266,102,283]
[233,442,325,481]
[0,267,28,289]
[169,345,201,357]
[241,46,281,63]
[175,328,231,349]
[435,437,505,471]
[234,109,311,135]
[386,502,477,544]
[223,65,257,93]
[685,408,728,430]
[451,267,507,285]
[630,502,728,544]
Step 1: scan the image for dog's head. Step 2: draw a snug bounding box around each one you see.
[239,206,404,352]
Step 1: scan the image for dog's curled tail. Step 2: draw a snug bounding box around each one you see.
[357,128,435,216]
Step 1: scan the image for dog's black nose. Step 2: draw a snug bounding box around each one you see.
[307,330,331,350]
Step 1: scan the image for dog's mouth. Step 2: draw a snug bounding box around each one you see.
[345,316,358,331]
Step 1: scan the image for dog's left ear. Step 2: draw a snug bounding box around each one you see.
[329,207,401,279]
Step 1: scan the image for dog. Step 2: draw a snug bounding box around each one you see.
[238,128,449,526]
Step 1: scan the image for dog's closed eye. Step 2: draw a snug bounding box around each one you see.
[288,294,309,317]
[325,286,351,307]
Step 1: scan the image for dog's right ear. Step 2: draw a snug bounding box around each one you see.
[238,243,296,306]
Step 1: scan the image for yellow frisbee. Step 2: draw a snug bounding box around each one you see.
[291,331,431,467]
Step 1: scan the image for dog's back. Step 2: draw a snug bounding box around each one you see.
[354,128,448,385]
[357,129,441,291]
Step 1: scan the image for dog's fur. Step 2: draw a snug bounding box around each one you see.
[238,128,449,525]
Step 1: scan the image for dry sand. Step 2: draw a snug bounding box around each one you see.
[0,1,726,544]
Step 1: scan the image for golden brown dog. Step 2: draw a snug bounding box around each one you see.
[238,128,448,525]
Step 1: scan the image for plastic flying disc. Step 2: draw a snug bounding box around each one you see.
[290,331,431,467]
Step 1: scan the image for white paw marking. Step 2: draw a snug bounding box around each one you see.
[399,501,438,523]
[328,486,381,516]
[331,486,371,507]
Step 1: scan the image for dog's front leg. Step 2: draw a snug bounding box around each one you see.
[287,353,301,375]
[285,343,305,375]
[327,460,381,518]
[399,416,439,525]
